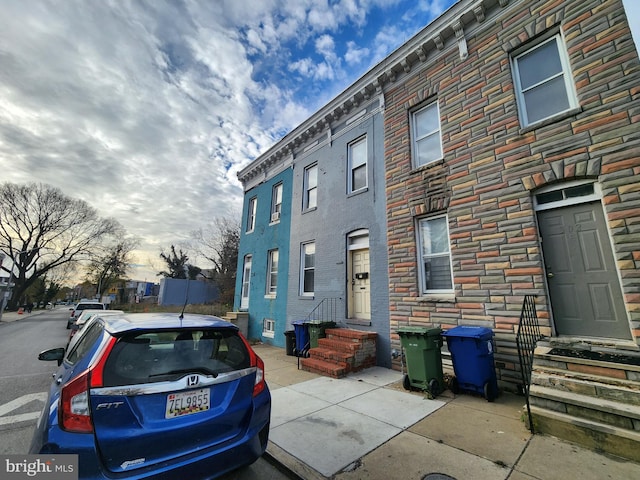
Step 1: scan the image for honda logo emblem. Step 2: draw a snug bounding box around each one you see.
[187,375,199,387]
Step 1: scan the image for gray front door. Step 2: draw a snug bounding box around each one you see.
[538,201,630,339]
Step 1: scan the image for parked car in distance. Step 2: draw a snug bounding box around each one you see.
[67,301,105,329]
[32,312,271,480]
[67,310,125,346]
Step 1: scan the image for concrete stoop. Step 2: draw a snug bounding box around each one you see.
[300,328,377,379]
[222,311,249,338]
[527,341,640,462]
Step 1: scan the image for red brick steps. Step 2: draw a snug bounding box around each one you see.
[300,328,377,378]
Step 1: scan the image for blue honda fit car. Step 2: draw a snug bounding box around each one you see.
[30,312,271,479]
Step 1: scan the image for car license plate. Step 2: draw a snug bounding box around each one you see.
[165,389,210,418]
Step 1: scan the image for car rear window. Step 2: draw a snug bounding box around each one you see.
[77,303,104,311]
[102,329,250,387]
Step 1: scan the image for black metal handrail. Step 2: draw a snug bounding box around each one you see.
[305,297,342,324]
[516,294,543,433]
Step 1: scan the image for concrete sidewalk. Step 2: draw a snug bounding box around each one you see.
[255,343,640,480]
[0,309,46,322]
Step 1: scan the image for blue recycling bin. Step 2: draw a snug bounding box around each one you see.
[442,326,498,401]
[292,320,310,357]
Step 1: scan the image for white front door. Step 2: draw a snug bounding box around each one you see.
[240,255,252,310]
[350,249,371,320]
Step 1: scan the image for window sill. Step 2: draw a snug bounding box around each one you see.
[418,293,456,303]
[262,331,275,339]
[519,107,582,134]
[264,294,276,300]
[410,158,445,175]
[269,220,281,226]
[346,318,371,326]
[347,187,368,198]
[299,295,315,300]
[302,207,317,214]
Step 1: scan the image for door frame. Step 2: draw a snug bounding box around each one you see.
[347,230,371,322]
[534,180,630,339]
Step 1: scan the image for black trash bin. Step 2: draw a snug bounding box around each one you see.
[284,330,296,356]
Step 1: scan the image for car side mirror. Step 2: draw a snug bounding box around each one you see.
[38,347,66,366]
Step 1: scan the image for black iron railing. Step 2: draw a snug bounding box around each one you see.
[516,294,543,433]
[305,297,342,324]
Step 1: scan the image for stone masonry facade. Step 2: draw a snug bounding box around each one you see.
[384,0,640,387]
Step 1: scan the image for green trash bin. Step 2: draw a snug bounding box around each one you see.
[308,321,336,348]
[397,326,444,396]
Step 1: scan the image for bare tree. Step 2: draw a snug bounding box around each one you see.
[191,216,239,305]
[0,182,122,309]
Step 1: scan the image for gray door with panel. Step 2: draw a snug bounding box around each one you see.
[538,201,630,339]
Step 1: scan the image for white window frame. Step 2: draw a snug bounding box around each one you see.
[266,249,279,296]
[417,215,454,294]
[511,33,578,127]
[270,183,283,223]
[262,318,275,338]
[304,163,318,211]
[240,255,252,310]
[246,197,257,233]
[300,242,315,296]
[348,136,367,193]
[410,101,443,168]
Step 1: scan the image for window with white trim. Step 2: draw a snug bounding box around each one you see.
[263,318,275,338]
[411,101,443,168]
[270,183,283,223]
[246,197,257,233]
[512,34,577,126]
[417,215,453,293]
[300,242,315,296]
[304,164,318,211]
[348,136,367,193]
[266,249,279,295]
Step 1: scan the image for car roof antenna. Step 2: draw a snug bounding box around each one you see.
[179,266,191,324]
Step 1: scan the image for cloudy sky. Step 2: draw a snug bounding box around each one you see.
[0,1,638,283]
[0,0,456,281]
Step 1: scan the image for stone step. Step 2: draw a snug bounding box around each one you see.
[325,328,377,342]
[528,405,640,462]
[528,384,640,429]
[317,337,360,354]
[531,368,640,406]
[300,357,348,378]
[534,343,640,379]
[308,346,355,366]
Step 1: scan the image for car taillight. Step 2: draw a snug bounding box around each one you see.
[253,354,266,396]
[240,334,266,397]
[59,336,116,433]
[60,370,92,433]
